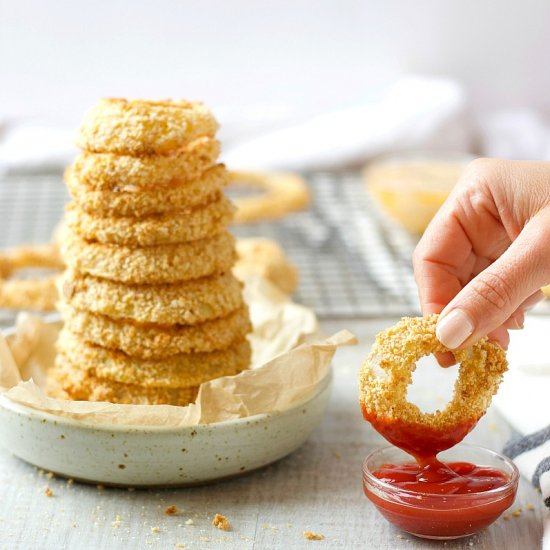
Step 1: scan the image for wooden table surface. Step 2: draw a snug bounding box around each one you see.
[0,319,544,550]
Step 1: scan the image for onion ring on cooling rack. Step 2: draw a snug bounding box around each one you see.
[61,231,236,285]
[0,243,64,311]
[60,270,245,325]
[64,195,235,246]
[359,314,508,457]
[229,170,310,223]
[56,329,251,388]
[61,304,251,359]
[47,365,200,406]
[71,137,221,190]
[66,163,229,217]
[76,98,219,155]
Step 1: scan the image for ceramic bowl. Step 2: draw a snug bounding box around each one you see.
[0,373,331,486]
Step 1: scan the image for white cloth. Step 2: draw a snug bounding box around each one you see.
[222,76,471,171]
[494,314,550,549]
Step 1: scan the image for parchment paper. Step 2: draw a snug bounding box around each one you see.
[0,275,356,427]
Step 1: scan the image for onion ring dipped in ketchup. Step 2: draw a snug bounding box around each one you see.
[359,315,516,539]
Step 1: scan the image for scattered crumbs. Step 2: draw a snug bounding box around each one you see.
[67,479,74,486]
[261,523,270,529]
[176,545,185,549]
[503,514,511,521]
[397,534,405,539]
[512,508,522,518]
[44,487,53,497]
[111,516,123,528]
[333,451,341,460]
[38,469,45,478]
[287,523,293,528]
[527,503,535,511]
[72,522,77,528]
[468,542,474,547]
[303,531,324,541]
[151,526,160,533]
[115,515,123,521]
[212,513,231,531]
[199,536,210,542]
[96,484,104,491]
[46,472,54,480]
[185,519,194,526]
[164,505,178,516]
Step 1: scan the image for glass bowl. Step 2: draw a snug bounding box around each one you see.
[362,443,519,540]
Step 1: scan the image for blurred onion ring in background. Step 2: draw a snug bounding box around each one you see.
[229,170,310,223]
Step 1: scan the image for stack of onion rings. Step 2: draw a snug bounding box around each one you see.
[50,98,252,406]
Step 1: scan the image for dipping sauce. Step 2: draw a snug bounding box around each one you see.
[361,407,518,539]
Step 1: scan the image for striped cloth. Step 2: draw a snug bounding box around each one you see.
[503,426,550,549]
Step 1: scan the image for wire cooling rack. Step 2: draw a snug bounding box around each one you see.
[0,170,421,321]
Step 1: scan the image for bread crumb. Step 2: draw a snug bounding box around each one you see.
[185,519,194,526]
[44,487,53,497]
[151,526,160,533]
[96,484,104,491]
[38,469,45,478]
[303,531,324,541]
[128,487,135,492]
[213,513,231,531]
[527,503,535,511]
[67,478,74,486]
[164,505,178,516]
[512,508,522,518]
[199,536,209,542]
[503,514,511,521]
[46,472,54,480]
[175,545,185,549]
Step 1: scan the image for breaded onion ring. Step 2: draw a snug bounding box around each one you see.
[233,238,298,295]
[229,171,310,223]
[359,314,508,457]
[66,164,229,217]
[76,98,219,155]
[64,196,235,246]
[60,270,245,325]
[71,137,221,190]
[61,304,252,359]
[61,231,236,284]
[56,329,251,388]
[0,276,59,312]
[47,365,200,406]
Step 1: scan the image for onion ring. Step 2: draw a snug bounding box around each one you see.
[61,304,251,359]
[66,164,228,218]
[64,196,235,246]
[76,98,219,155]
[233,238,298,295]
[56,329,251,388]
[359,314,508,456]
[229,170,310,223]
[61,231,236,284]
[60,270,245,325]
[71,137,221,190]
[47,365,200,406]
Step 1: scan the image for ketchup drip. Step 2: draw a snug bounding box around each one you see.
[361,403,515,538]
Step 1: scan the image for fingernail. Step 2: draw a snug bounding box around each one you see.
[523,293,544,311]
[436,309,475,349]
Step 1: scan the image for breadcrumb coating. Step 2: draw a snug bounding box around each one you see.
[61,231,236,284]
[60,270,245,325]
[359,314,508,434]
[76,98,219,155]
[56,328,251,387]
[71,137,220,189]
[64,195,235,246]
[62,304,252,358]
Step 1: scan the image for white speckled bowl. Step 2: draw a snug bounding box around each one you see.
[0,373,331,486]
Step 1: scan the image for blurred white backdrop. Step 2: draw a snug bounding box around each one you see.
[1,0,550,168]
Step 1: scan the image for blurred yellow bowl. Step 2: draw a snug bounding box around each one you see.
[363,152,473,235]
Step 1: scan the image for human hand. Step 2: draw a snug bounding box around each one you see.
[413,159,550,365]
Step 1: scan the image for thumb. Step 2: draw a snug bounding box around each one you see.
[436,209,550,349]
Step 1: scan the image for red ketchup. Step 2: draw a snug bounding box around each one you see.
[361,403,516,539]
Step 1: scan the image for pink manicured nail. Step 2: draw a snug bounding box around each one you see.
[436,309,475,349]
